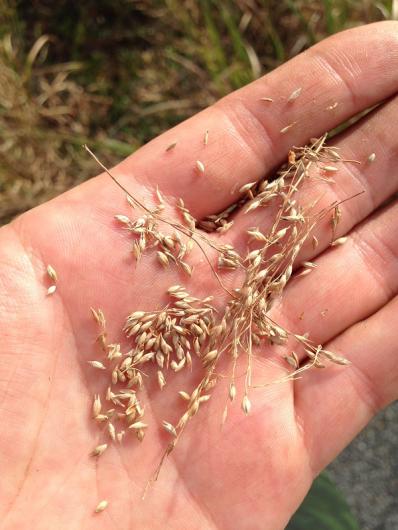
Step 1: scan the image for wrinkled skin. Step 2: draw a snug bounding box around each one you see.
[1,21,398,530]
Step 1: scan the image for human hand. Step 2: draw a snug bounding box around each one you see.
[1,21,398,530]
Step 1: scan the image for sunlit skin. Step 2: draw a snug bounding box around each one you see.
[1,22,398,530]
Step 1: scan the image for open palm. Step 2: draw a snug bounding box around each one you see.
[1,22,398,530]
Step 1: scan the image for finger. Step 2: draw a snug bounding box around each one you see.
[229,94,398,262]
[295,292,398,476]
[85,21,398,220]
[272,199,398,360]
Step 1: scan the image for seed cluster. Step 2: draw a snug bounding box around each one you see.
[85,133,356,480]
[88,289,216,445]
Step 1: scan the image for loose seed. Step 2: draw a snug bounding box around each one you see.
[114,214,131,225]
[87,361,106,370]
[287,87,302,102]
[95,500,108,513]
[204,130,209,145]
[239,181,256,194]
[47,285,56,295]
[166,141,177,151]
[196,160,205,174]
[162,421,177,437]
[108,422,116,442]
[242,395,251,415]
[46,264,57,282]
[92,395,102,417]
[91,444,108,457]
[280,122,297,134]
[331,236,348,246]
[368,152,376,163]
[129,421,148,430]
[322,165,339,172]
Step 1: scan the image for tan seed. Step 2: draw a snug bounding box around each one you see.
[92,395,102,417]
[331,236,348,246]
[87,360,106,370]
[196,160,205,174]
[162,420,177,437]
[280,122,297,134]
[129,421,148,430]
[166,141,177,151]
[95,500,108,513]
[242,395,251,415]
[287,87,302,102]
[46,264,57,282]
[91,443,108,457]
[47,285,57,296]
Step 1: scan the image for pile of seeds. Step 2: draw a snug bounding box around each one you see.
[85,134,354,477]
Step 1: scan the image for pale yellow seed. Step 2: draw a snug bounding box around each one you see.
[162,420,177,437]
[242,395,251,415]
[202,349,218,364]
[331,236,348,246]
[239,181,256,193]
[280,122,296,134]
[91,443,108,457]
[196,160,205,174]
[129,421,148,430]
[92,395,102,417]
[46,264,57,282]
[108,422,116,442]
[260,97,273,102]
[87,360,106,370]
[229,383,236,402]
[204,130,209,145]
[47,285,57,296]
[287,87,302,102]
[302,261,317,269]
[95,500,108,513]
[157,370,166,390]
[157,251,169,268]
[114,214,131,225]
[368,152,376,163]
[222,405,228,425]
[166,141,177,151]
[322,165,339,172]
[179,391,191,401]
[95,414,108,422]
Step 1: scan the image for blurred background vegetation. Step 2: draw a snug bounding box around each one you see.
[0,0,393,225]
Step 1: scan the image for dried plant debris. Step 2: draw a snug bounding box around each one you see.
[85,135,355,481]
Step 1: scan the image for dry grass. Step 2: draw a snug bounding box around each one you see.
[85,136,356,484]
[0,1,389,224]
